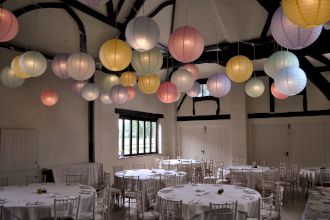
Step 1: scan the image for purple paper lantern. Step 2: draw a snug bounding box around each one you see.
[207,73,231,98]
[52,53,70,79]
[271,7,322,50]
[186,81,201,97]
[110,85,128,104]
[72,81,87,96]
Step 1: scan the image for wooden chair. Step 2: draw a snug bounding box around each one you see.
[145,180,156,209]
[0,177,8,187]
[229,171,247,187]
[320,169,330,187]
[136,191,159,219]
[54,196,80,220]
[79,188,109,220]
[177,161,193,183]
[26,175,46,185]
[65,174,82,185]
[209,201,238,220]
[103,171,111,188]
[161,160,171,170]
[112,166,124,208]
[163,174,177,187]
[133,164,146,170]
[122,176,140,209]
[160,197,183,220]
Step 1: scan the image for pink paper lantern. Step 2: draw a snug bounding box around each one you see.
[0,8,19,42]
[168,26,204,63]
[72,81,87,96]
[181,64,200,80]
[157,82,178,103]
[271,83,288,100]
[126,86,136,100]
[40,89,58,106]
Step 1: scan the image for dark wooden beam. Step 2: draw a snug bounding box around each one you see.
[115,108,164,119]
[316,66,330,72]
[147,0,173,18]
[177,94,187,112]
[269,78,275,112]
[248,110,330,119]
[115,0,125,19]
[0,43,53,59]
[177,115,231,121]
[302,89,307,112]
[309,54,330,66]
[106,0,115,20]
[256,0,280,13]
[170,0,176,33]
[260,12,273,40]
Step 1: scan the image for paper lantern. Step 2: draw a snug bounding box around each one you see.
[126,86,136,100]
[102,74,120,91]
[264,51,299,79]
[181,64,200,80]
[81,83,100,101]
[207,73,231,97]
[19,51,47,77]
[174,91,181,102]
[271,83,288,99]
[226,55,253,83]
[41,89,58,106]
[67,52,95,80]
[72,81,87,96]
[79,0,109,6]
[271,7,322,50]
[138,74,160,94]
[0,8,19,42]
[157,82,178,103]
[99,39,132,71]
[170,69,194,92]
[120,71,137,87]
[100,92,112,104]
[245,78,265,98]
[131,47,163,74]
[282,0,330,28]
[52,53,70,79]
[275,66,307,96]
[125,16,160,52]
[11,56,30,79]
[110,85,128,104]
[186,81,201,97]
[0,66,24,88]
[168,26,204,63]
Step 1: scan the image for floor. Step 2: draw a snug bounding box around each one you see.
[108,190,307,220]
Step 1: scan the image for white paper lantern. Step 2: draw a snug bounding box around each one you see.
[275,66,307,96]
[67,52,95,81]
[110,85,128,104]
[100,92,112,104]
[102,74,120,91]
[245,78,265,98]
[125,16,160,52]
[170,69,194,92]
[19,51,47,77]
[81,83,100,101]
[131,47,163,74]
[186,81,201,97]
[174,91,181,102]
[264,51,299,79]
[207,73,231,97]
[52,53,70,79]
[0,66,24,88]
[72,81,87,96]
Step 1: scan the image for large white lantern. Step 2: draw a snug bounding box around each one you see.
[110,85,128,104]
[264,51,299,79]
[0,66,24,88]
[100,92,112,104]
[186,81,201,97]
[207,73,231,97]
[52,53,70,79]
[125,16,160,52]
[81,83,100,101]
[67,52,95,81]
[102,74,120,91]
[245,78,265,98]
[170,69,194,92]
[275,66,307,96]
[131,47,163,74]
[19,51,47,77]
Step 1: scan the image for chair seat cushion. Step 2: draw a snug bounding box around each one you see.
[260,209,272,217]
[139,210,159,219]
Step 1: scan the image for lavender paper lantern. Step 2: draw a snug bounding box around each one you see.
[110,85,128,104]
[186,81,201,97]
[170,69,194,92]
[157,82,178,103]
[100,92,112,104]
[271,7,322,50]
[52,53,70,79]
[264,51,299,79]
[207,73,231,98]
[81,83,100,101]
[72,81,87,96]
[67,52,95,80]
[274,66,307,96]
[245,78,265,98]
[0,8,19,42]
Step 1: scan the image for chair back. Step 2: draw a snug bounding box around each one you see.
[230,172,247,187]
[0,177,8,187]
[320,169,330,187]
[209,201,238,220]
[113,165,123,174]
[163,174,177,187]
[161,160,171,170]
[123,176,140,192]
[54,196,80,220]
[260,194,274,219]
[26,175,46,185]
[145,180,156,203]
[136,191,144,219]
[65,175,82,185]
[160,197,182,220]
[103,171,111,187]
[133,164,145,170]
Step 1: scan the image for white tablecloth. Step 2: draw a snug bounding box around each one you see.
[299,167,330,189]
[157,184,260,220]
[0,183,95,220]
[49,162,103,188]
[161,159,203,166]
[302,188,330,220]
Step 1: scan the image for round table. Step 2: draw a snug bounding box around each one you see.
[0,183,95,220]
[299,167,330,190]
[115,168,185,181]
[160,159,203,166]
[157,184,260,220]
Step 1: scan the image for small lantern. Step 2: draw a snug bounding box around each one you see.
[41,89,58,106]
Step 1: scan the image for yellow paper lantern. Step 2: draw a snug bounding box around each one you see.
[226,55,253,83]
[11,56,31,79]
[120,71,137,87]
[138,74,160,94]
[282,0,330,28]
[99,39,132,71]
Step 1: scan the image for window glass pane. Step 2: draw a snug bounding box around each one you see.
[145,121,151,153]
[132,120,137,154]
[124,119,130,155]
[158,123,162,154]
[118,119,123,156]
[138,121,144,154]
[151,122,156,152]
[202,84,209,96]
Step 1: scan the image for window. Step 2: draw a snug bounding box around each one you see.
[118,117,159,157]
[197,84,210,97]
